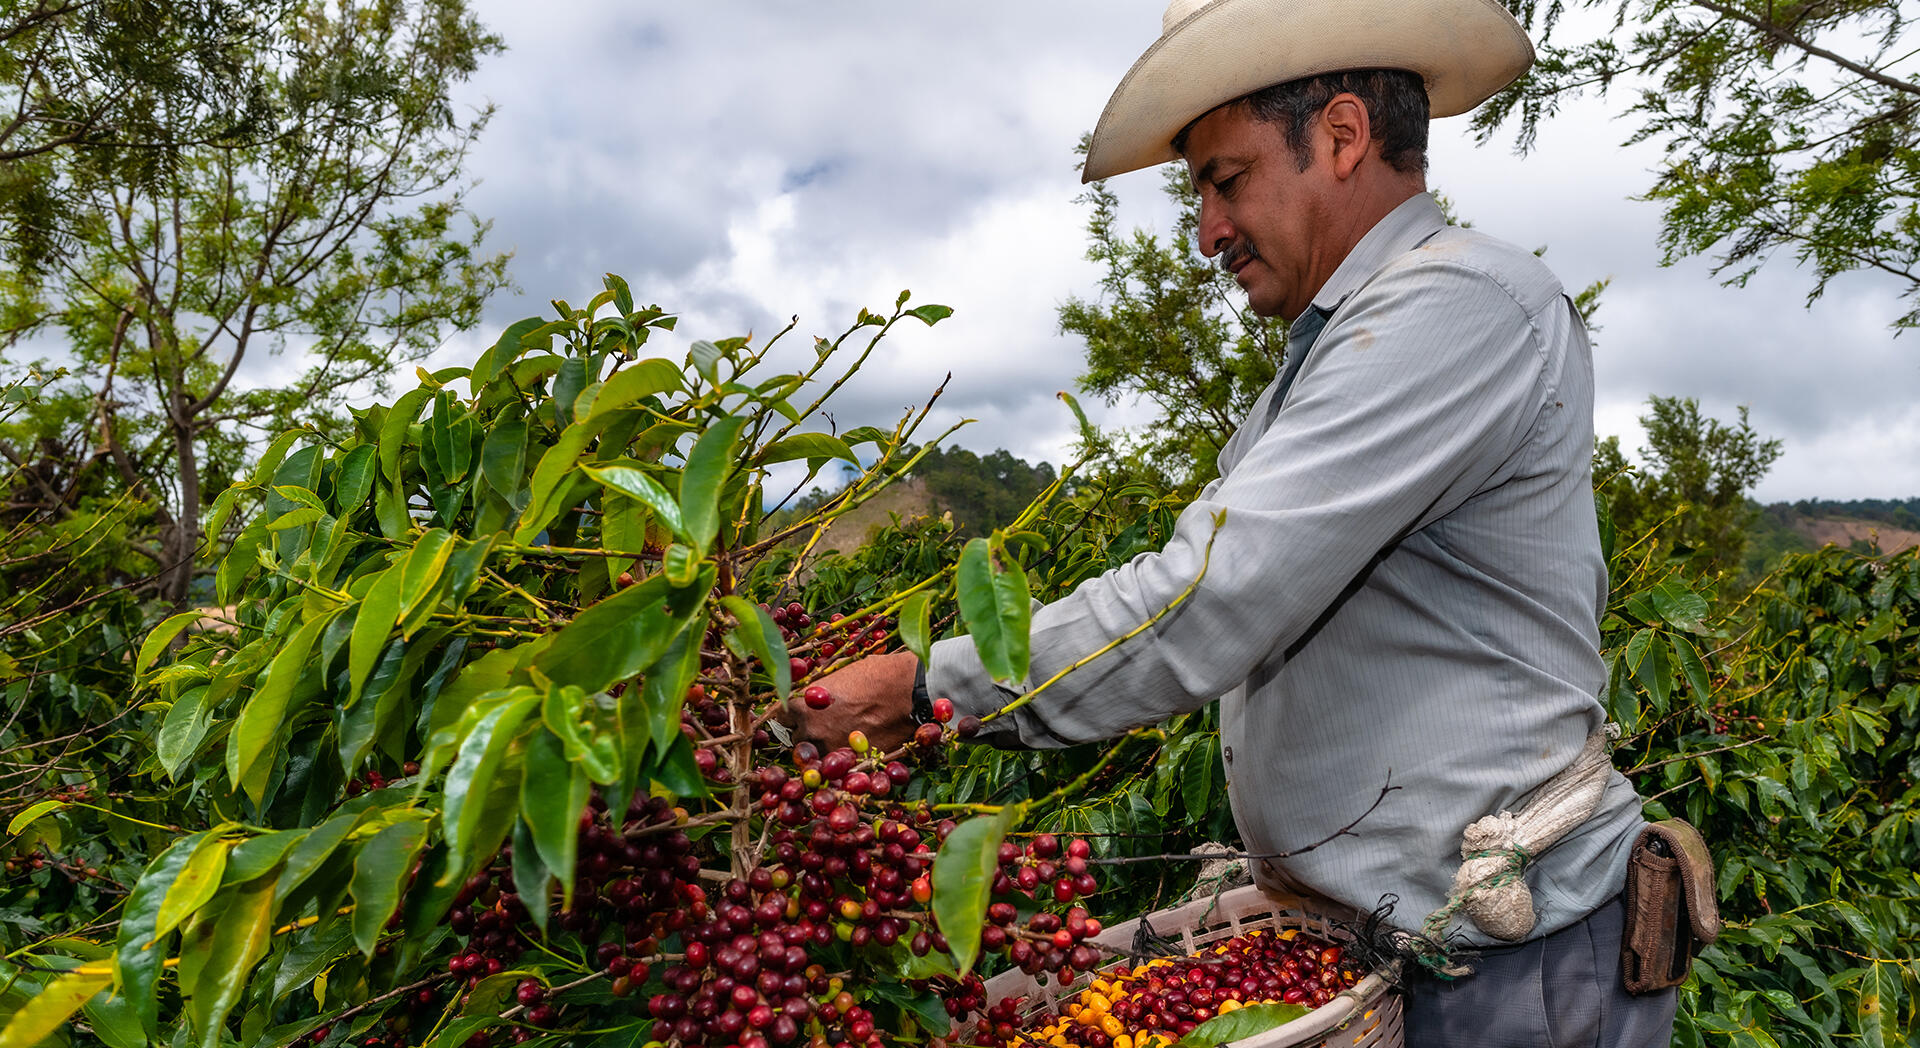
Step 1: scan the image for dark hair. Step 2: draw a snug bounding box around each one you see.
[1172,69,1430,175]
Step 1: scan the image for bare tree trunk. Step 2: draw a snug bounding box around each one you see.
[161,395,198,607]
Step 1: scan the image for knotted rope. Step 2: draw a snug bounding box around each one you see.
[1412,724,1619,977]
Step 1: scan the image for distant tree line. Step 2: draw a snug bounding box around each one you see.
[1767,497,1920,532]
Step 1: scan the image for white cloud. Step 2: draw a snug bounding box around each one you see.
[435,0,1918,501]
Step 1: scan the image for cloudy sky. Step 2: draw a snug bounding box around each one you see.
[425,1,1920,502]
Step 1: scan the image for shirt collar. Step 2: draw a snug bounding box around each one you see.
[1301,192,1449,318]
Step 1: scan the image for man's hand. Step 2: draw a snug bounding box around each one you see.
[787,650,919,751]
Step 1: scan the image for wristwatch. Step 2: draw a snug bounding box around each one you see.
[909,662,932,725]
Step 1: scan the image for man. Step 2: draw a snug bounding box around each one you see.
[799,0,1679,1043]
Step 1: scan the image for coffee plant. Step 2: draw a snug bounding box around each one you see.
[1,273,1916,1048]
[0,278,1149,1048]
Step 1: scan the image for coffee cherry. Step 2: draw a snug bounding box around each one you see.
[802,685,833,710]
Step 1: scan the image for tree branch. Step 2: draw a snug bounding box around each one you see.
[1687,0,1920,99]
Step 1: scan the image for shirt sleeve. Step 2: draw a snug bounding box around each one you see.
[927,259,1554,748]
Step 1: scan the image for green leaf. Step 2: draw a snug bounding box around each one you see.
[1623,627,1656,672]
[1671,635,1713,710]
[6,799,65,836]
[250,430,306,487]
[642,629,702,760]
[678,416,747,550]
[274,812,361,908]
[478,416,529,501]
[509,818,552,936]
[1180,743,1218,817]
[341,640,405,773]
[720,595,791,699]
[1629,630,1673,712]
[378,389,434,480]
[605,273,635,315]
[513,417,605,544]
[229,614,329,804]
[471,316,546,390]
[1056,390,1097,445]
[521,729,589,909]
[663,542,701,586]
[535,571,708,693]
[332,444,378,513]
[1856,958,1900,1048]
[1651,577,1710,633]
[224,831,302,885]
[905,303,954,325]
[272,920,353,1004]
[583,462,685,538]
[956,535,1032,684]
[897,592,934,664]
[840,426,892,447]
[137,610,206,677]
[117,831,212,1037]
[931,804,1022,976]
[687,340,723,383]
[1170,1003,1310,1048]
[541,684,620,784]
[420,1017,503,1048]
[81,988,145,1048]
[350,817,430,958]
[273,484,324,511]
[267,505,324,531]
[757,432,858,468]
[0,969,111,1048]
[398,529,456,626]
[184,871,277,1048]
[553,356,589,424]
[445,535,496,608]
[441,692,540,881]
[216,521,269,602]
[869,982,951,1036]
[651,734,709,798]
[349,567,405,707]
[375,475,410,538]
[156,833,231,940]
[587,358,683,420]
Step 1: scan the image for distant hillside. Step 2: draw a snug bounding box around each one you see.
[774,445,1056,549]
[801,476,939,557]
[1748,497,1920,574]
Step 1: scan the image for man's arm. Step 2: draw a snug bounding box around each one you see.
[931,259,1554,746]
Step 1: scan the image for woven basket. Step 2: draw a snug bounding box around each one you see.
[982,885,1403,1048]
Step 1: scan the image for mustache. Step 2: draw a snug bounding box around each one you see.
[1219,240,1260,273]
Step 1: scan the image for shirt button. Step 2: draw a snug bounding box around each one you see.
[1223,746,1233,764]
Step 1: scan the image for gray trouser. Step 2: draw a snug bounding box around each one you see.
[1404,895,1678,1047]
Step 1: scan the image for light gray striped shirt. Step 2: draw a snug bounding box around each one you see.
[929,192,1644,945]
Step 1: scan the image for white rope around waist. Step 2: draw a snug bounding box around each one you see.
[1416,725,1618,971]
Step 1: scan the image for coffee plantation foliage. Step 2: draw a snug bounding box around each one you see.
[0,275,1916,1048]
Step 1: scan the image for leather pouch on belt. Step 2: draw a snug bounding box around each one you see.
[1621,819,1722,994]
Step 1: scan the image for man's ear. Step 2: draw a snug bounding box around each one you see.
[1321,94,1371,180]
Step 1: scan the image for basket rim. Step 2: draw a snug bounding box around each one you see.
[983,884,1396,1048]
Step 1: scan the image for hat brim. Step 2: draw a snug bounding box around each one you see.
[1081,0,1533,182]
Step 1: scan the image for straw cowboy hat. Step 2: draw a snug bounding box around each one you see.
[1081,0,1535,182]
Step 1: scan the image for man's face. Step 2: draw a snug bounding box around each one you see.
[1182,104,1328,321]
